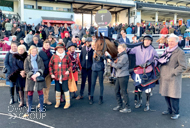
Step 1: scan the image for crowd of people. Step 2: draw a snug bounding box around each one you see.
[0,14,188,120]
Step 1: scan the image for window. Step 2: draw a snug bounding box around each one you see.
[24,4,34,9]
[0,1,13,12]
[56,7,71,12]
[38,6,53,10]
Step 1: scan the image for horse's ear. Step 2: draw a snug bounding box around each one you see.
[100,32,103,39]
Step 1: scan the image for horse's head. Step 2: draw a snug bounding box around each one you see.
[94,33,107,58]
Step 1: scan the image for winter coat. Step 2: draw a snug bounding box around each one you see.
[72,28,79,38]
[78,29,85,40]
[110,51,129,77]
[4,51,17,81]
[14,31,25,42]
[169,28,175,34]
[91,55,105,72]
[180,26,186,34]
[63,37,71,47]
[28,41,43,48]
[126,27,132,34]
[25,34,33,44]
[5,23,12,31]
[159,47,187,98]
[0,43,11,51]
[18,42,29,50]
[0,31,8,39]
[54,26,59,35]
[160,27,168,34]
[24,55,46,91]
[11,27,17,35]
[39,49,53,77]
[49,52,73,81]
[80,46,94,69]
[9,52,27,87]
[107,26,114,38]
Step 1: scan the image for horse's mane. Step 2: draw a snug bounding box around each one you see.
[96,36,119,47]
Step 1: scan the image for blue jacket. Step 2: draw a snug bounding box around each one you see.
[92,55,105,72]
[119,37,130,44]
[126,27,132,34]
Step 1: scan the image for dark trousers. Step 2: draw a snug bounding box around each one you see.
[165,96,179,114]
[115,76,129,107]
[80,68,92,96]
[91,70,104,97]
[55,80,69,92]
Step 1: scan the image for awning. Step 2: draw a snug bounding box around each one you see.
[42,17,75,24]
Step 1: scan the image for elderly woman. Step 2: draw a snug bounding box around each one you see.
[9,45,28,107]
[24,45,46,116]
[49,43,72,109]
[4,42,20,104]
[158,34,187,120]
[79,37,86,50]
[108,43,131,113]
[38,40,53,106]
[66,41,82,98]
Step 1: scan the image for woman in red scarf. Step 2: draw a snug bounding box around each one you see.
[66,41,82,98]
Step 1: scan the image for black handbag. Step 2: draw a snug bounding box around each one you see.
[2,67,7,74]
[36,76,45,82]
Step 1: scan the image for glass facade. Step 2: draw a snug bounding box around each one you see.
[24,4,34,9]
[38,6,53,10]
[0,1,13,12]
[56,7,71,12]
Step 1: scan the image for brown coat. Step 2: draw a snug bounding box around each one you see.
[156,38,168,44]
[24,55,46,91]
[159,47,187,98]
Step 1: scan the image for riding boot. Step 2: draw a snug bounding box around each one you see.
[18,91,24,107]
[9,87,14,104]
[135,92,142,109]
[144,93,150,112]
[64,91,70,109]
[25,91,28,107]
[39,95,44,112]
[89,96,94,105]
[27,95,33,113]
[134,92,138,106]
[16,86,20,103]
[98,96,103,105]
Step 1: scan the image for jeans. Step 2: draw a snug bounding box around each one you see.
[80,68,92,96]
[115,76,130,107]
[165,96,179,114]
[55,80,69,92]
[91,70,104,97]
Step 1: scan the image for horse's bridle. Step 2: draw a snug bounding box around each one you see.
[94,37,107,60]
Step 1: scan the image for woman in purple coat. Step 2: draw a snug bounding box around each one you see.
[128,35,158,111]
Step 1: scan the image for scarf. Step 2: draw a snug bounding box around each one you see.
[31,55,38,74]
[69,51,79,72]
[86,46,92,52]
[10,50,18,54]
[157,45,178,65]
[56,51,65,60]
[42,47,51,58]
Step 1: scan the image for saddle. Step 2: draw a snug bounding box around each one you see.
[134,61,153,75]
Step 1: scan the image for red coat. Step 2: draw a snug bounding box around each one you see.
[49,52,73,81]
[67,51,82,81]
[160,27,168,34]
[0,43,11,52]
[61,31,70,39]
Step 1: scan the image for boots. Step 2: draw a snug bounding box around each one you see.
[135,92,142,109]
[89,96,94,105]
[71,92,77,99]
[60,95,64,102]
[43,88,52,105]
[55,91,61,108]
[9,87,14,104]
[25,91,28,107]
[144,93,150,112]
[16,87,20,103]
[98,96,103,105]
[27,95,33,113]
[64,91,70,109]
[39,95,44,112]
[18,91,24,107]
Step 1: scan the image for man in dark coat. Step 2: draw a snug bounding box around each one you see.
[0,28,8,39]
[108,24,114,38]
[178,35,185,49]
[14,27,25,42]
[28,37,43,48]
[63,33,71,47]
[134,23,144,39]
[44,22,54,38]
[18,38,29,50]
[76,37,93,100]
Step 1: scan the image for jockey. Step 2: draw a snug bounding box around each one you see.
[128,35,158,111]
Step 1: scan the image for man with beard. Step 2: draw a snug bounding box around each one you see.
[14,27,25,42]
